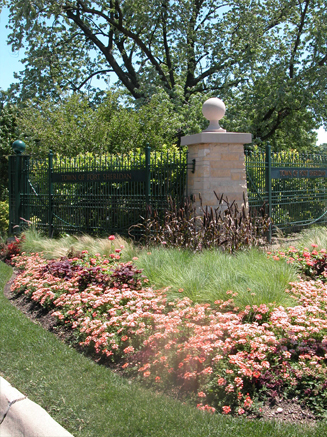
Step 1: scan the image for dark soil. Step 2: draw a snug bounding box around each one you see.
[3,271,317,425]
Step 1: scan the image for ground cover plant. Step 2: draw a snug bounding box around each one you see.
[7,237,327,422]
[2,262,325,437]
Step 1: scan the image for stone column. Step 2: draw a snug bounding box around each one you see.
[181,98,252,212]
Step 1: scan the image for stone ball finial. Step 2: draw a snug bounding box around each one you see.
[202,98,226,132]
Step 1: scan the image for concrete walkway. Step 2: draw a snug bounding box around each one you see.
[0,376,74,437]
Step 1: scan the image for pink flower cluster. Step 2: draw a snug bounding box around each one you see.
[268,244,327,282]
[10,247,327,417]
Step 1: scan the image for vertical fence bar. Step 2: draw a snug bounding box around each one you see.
[145,145,151,207]
[8,157,13,235]
[265,144,272,243]
[14,155,21,235]
[22,156,30,225]
[48,150,54,238]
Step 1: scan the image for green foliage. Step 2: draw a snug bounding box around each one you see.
[0,100,18,199]
[3,0,327,149]
[0,200,9,234]
[15,91,190,155]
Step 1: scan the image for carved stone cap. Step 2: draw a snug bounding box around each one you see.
[181,132,252,146]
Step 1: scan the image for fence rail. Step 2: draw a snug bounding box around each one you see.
[245,145,327,235]
[9,147,188,237]
[10,143,327,239]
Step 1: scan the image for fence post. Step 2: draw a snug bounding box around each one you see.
[145,145,151,206]
[11,140,26,235]
[265,144,272,243]
[48,150,54,238]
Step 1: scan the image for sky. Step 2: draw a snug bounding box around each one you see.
[0,8,22,89]
[1,8,327,145]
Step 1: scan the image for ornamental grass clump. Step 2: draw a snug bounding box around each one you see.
[293,226,327,252]
[134,247,297,308]
[9,243,327,419]
[134,193,270,253]
[20,227,133,260]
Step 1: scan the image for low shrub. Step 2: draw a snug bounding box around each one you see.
[0,235,25,264]
[0,200,9,235]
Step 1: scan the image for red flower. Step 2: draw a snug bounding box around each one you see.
[222,406,231,414]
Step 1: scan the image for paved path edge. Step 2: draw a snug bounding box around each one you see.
[0,376,74,437]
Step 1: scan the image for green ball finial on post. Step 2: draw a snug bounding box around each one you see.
[12,140,26,155]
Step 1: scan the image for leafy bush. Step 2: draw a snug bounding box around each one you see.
[0,235,24,264]
[0,201,9,235]
[42,258,84,280]
[134,193,271,253]
[39,250,145,293]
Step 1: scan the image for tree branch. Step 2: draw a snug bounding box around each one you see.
[71,0,172,92]
[184,0,205,95]
[161,0,175,88]
[64,6,144,99]
[74,69,114,91]
[289,0,310,78]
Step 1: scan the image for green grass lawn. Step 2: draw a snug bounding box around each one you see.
[1,262,327,436]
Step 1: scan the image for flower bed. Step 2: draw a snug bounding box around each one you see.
[9,244,327,418]
[268,244,327,282]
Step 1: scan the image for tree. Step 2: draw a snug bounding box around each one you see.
[0,92,18,200]
[2,0,327,147]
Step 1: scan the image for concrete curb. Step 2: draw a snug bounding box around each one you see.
[0,377,74,437]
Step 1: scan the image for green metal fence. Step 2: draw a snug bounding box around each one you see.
[9,147,188,237]
[245,145,327,234]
